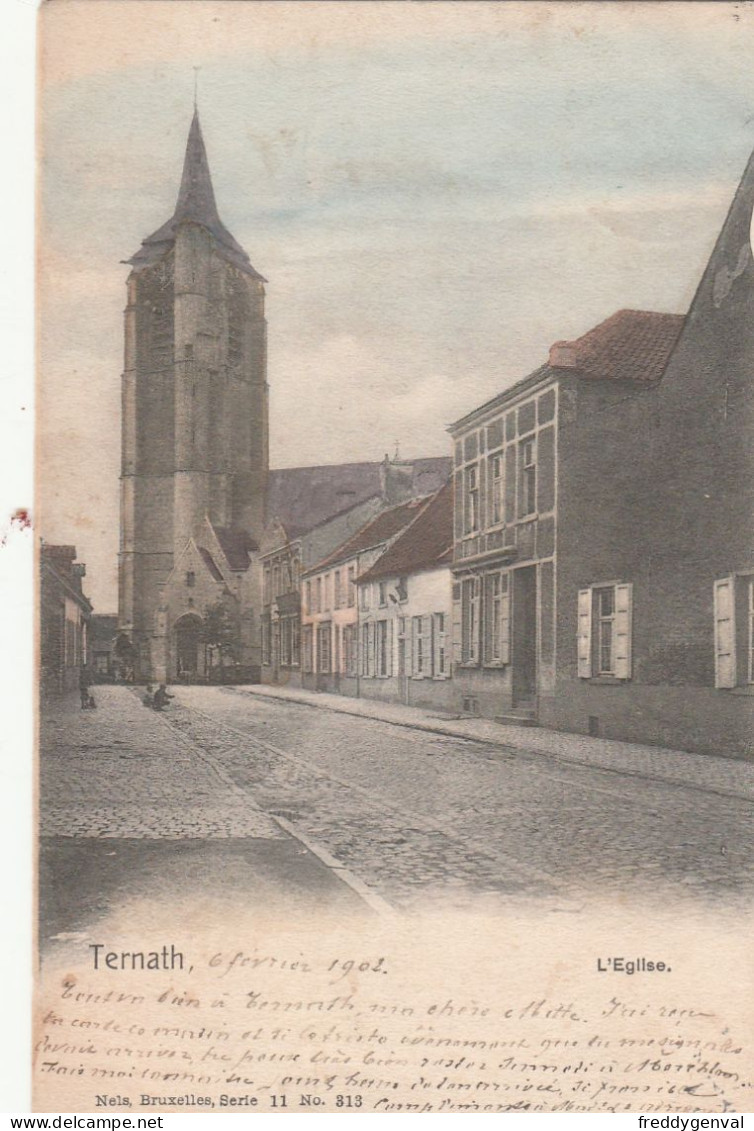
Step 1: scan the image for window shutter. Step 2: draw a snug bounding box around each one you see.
[451,585,462,665]
[577,588,592,678]
[714,577,736,689]
[435,614,448,677]
[500,586,511,665]
[614,583,632,680]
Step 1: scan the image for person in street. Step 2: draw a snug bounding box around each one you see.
[142,684,154,708]
[152,683,174,711]
[79,666,92,710]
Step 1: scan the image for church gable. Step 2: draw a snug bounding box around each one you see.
[159,538,228,620]
[663,149,754,389]
[260,517,295,557]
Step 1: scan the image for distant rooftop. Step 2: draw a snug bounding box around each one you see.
[267,457,451,541]
[359,479,453,583]
[305,496,432,576]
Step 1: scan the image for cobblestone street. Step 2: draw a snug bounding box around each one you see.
[40,685,754,928]
[38,687,368,951]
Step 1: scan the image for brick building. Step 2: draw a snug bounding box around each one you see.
[449,150,754,757]
[40,545,92,697]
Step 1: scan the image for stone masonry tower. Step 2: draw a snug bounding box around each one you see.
[118,111,268,678]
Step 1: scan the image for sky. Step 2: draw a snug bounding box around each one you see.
[36,0,754,611]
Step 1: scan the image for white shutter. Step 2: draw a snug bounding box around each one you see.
[424,615,432,676]
[577,588,592,678]
[500,587,511,665]
[451,585,462,665]
[714,577,736,689]
[614,583,633,680]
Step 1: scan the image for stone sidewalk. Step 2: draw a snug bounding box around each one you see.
[39,686,283,839]
[232,683,754,801]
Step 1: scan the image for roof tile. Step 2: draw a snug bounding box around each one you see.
[358,479,453,582]
[549,309,685,383]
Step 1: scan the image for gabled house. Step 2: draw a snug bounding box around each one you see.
[260,455,451,688]
[448,308,684,728]
[357,479,454,709]
[301,496,433,695]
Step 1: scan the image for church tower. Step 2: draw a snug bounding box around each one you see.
[118,111,268,679]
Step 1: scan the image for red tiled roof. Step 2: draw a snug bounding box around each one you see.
[549,309,685,383]
[210,525,257,571]
[304,497,431,575]
[359,479,453,582]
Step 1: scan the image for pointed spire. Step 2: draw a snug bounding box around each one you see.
[173,109,222,230]
[127,108,266,280]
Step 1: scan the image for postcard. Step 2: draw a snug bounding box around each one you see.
[33,0,753,1115]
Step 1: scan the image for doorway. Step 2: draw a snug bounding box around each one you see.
[512,566,537,706]
[175,614,202,680]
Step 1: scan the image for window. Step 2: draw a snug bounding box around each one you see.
[272,564,280,599]
[519,437,537,517]
[347,565,356,607]
[578,583,632,680]
[433,612,449,678]
[314,576,322,615]
[465,465,480,533]
[186,571,195,588]
[304,580,312,617]
[334,570,342,609]
[360,583,370,611]
[713,573,754,688]
[397,617,407,677]
[461,577,481,665]
[596,587,615,675]
[361,622,375,677]
[264,566,272,605]
[316,623,331,673]
[344,624,358,677]
[280,617,292,667]
[261,617,272,666]
[375,620,389,676]
[291,619,300,667]
[412,616,432,678]
[301,625,313,673]
[488,454,504,526]
[484,571,510,665]
[378,582,388,608]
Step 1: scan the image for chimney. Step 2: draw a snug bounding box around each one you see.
[380,454,415,505]
[549,340,579,368]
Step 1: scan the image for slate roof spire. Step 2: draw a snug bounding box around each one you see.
[174,108,222,231]
[127,109,265,279]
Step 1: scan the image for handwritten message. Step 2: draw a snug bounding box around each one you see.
[34,913,753,1114]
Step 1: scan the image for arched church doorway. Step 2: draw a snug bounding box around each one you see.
[174,614,203,680]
